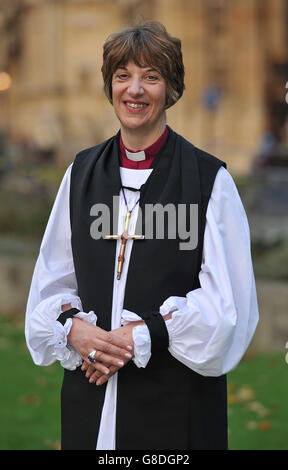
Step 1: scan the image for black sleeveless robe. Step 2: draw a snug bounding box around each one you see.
[61,127,228,450]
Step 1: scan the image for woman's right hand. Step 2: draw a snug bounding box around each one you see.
[67,317,133,375]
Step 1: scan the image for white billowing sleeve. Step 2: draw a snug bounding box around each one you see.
[122,166,259,376]
[25,164,97,370]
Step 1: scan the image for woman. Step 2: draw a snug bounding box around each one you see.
[25,21,259,450]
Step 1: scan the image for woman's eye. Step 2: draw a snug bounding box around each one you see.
[146,75,158,81]
[118,74,128,79]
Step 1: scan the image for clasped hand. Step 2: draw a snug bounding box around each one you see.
[80,322,143,386]
[64,303,143,386]
[63,304,172,386]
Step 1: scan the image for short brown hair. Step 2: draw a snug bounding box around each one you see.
[101,21,185,109]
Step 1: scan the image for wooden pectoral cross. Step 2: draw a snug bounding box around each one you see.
[105,211,144,280]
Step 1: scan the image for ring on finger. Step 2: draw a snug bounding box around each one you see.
[87,349,97,363]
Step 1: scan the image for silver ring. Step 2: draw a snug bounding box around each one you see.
[88,349,97,363]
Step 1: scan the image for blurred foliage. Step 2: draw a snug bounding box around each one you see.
[252,238,288,280]
[234,172,288,280]
[0,161,64,239]
[0,191,51,239]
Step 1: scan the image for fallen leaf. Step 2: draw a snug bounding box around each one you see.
[236,386,255,402]
[247,401,270,417]
[259,420,271,432]
[227,383,237,393]
[244,420,258,430]
[45,440,61,450]
[228,394,240,405]
[19,394,41,405]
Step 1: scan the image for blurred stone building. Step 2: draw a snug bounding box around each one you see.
[0,0,288,173]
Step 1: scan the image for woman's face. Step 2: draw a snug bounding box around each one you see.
[111,61,167,134]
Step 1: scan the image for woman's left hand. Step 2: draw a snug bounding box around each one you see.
[82,313,173,385]
[82,322,141,385]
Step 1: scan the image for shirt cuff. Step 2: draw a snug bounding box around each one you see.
[132,324,151,368]
[121,309,150,368]
[48,309,97,370]
[159,296,185,315]
[121,303,180,368]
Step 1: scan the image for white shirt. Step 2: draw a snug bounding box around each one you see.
[25,163,259,450]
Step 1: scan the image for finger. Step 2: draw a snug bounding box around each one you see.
[88,369,103,383]
[81,361,89,372]
[103,331,133,352]
[88,347,130,367]
[83,363,95,378]
[82,360,110,379]
[84,360,111,376]
[89,365,119,385]
[93,339,133,362]
[96,372,115,386]
[82,361,98,374]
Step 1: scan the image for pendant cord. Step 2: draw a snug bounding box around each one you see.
[121,186,140,214]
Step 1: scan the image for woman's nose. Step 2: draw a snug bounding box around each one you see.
[128,77,144,96]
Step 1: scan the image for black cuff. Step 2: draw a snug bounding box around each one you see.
[57,308,80,326]
[140,311,169,354]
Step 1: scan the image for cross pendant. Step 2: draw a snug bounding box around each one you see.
[105,211,144,280]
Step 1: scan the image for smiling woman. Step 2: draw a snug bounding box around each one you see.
[25,20,259,451]
[111,62,167,148]
[101,21,184,111]
[102,21,184,149]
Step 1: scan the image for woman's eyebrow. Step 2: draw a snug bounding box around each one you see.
[115,66,159,72]
[145,68,160,73]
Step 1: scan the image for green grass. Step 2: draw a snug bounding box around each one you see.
[0,316,62,450]
[227,351,288,450]
[0,315,287,450]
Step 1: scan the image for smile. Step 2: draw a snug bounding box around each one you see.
[125,101,148,109]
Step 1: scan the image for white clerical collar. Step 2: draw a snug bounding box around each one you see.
[125,149,146,162]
